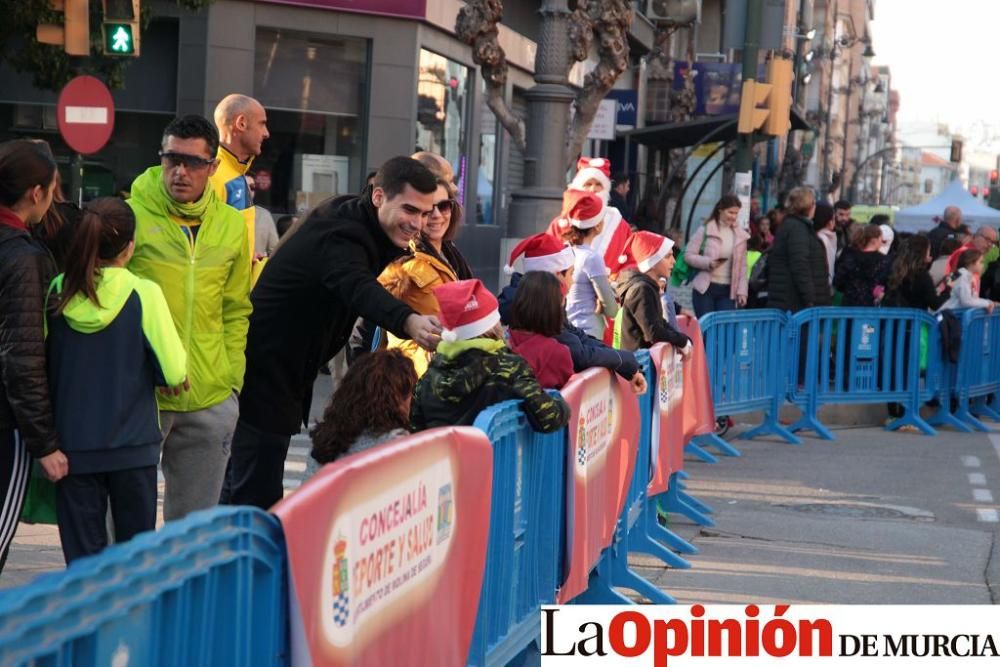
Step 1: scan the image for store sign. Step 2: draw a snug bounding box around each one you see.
[587,99,618,141]
[253,0,425,19]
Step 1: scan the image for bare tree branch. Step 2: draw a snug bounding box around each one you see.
[565,0,633,172]
[456,0,526,153]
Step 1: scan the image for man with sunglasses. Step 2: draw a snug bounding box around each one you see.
[127,114,251,521]
[223,156,443,510]
[211,94,270,262]
[946,225,999,276]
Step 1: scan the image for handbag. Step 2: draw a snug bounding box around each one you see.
[20,461,58,525]
[670,227,710,287]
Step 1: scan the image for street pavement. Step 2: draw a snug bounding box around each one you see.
[6,372,1000,607]
[633,422,1000,604]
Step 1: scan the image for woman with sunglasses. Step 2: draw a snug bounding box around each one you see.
[376,153,473,376]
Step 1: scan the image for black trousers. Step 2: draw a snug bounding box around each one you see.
[221,419,292,511]
[55,466,157,564]
[0,430,31,575]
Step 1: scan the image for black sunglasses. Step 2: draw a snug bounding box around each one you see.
[433,199,455,214]
[159,151,215,170]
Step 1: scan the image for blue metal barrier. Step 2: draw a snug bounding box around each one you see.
[933,308,1000,431]
[468,401,565,667]
[0,507,288,667]
[577,351,688,606]
[787,307,942,439]
[701,309,800,444]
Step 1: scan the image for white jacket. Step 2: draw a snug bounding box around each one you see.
[937,268,992,312]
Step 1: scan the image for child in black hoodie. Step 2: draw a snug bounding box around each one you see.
[613,231,693,354]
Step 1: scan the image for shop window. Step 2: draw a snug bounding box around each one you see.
[416,49,470,205]
[253,29,369,212]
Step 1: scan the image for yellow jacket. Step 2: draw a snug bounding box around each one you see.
[378,244,457,376]
[210,145,256,262]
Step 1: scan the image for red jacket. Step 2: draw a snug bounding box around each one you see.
[508,330,574,389]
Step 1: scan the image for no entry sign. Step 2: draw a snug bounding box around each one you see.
[57,76,115,155]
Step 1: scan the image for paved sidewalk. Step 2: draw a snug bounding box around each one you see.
[631,423,1000,604]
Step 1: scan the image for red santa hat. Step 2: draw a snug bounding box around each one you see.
[569,156,612,193]
[556,189,606,230]
[433,279,501,343]
[618,231,675,273]
[505,232,576,275]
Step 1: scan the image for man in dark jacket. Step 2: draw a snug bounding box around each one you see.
[833,199,855,253]
[928,206,962,258]
[767,188,832,312]
[225,156,443,509]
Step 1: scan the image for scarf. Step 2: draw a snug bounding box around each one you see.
[158,171,214,221]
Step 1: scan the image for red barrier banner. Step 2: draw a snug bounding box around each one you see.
[557,368,639,603]
[272,427,492,667]
[649,342,686,496]
[677,316,719,440]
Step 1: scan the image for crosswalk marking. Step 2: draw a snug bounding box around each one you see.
[969,472,987,486]
[962,455,982,468]
[973,488,995,503]
[977,508,999,523]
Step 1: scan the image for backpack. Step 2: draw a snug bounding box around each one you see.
[670,227,709,287]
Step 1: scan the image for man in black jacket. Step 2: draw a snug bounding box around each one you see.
[928,206,962,257]
[767,187,832,312]
[224,157,442,509]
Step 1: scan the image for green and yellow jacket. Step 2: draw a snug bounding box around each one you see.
[127,167,252,412]
[46,267,187,473]
[411,338,570,433]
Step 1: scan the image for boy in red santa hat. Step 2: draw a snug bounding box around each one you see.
[549,157,633,277]
[411,278,570,432]
[613,231,693,355]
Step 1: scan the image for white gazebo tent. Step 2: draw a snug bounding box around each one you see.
[894,179,1000,232]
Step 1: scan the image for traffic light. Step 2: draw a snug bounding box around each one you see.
[36,0,90,56]
[737,80,772,134]
[990,170,998,186]
[764,57,794,136]
[102,0,140,56]
[971,186,979,197]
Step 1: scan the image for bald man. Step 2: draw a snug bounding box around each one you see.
[211,94,270,261]
[929,205,962,257]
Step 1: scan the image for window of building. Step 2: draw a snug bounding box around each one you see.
[253,29,369,212]
[416,49,470,205]
[477,79,498,224]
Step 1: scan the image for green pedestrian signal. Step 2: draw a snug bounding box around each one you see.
[103,23,137,56]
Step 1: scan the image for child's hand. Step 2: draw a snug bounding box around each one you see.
[159,378,191,396]
[680,341,693,359]
[629,373,648,395]
[989,302,997,314]
[873,285,885,301]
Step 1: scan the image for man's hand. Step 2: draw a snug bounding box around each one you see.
[988,302,997,314]
[405,314,442,351]
[159,377,191,397]
[736,295,747,308]
[39,450,69,482]
[629,373,648,395]
[680,341,693,360]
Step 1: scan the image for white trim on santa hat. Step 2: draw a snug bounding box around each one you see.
[637,238,675,273]
[440,309,501,342]
[570,164,612,193]
[522,245,575,273]
[567,202,606,229]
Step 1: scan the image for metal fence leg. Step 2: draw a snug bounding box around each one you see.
[695,433,742,457]
[742,413,802,444]
[685,441,719,463]
[664,480,715,527]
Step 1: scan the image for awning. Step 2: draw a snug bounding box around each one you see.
[622,108,812,149]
